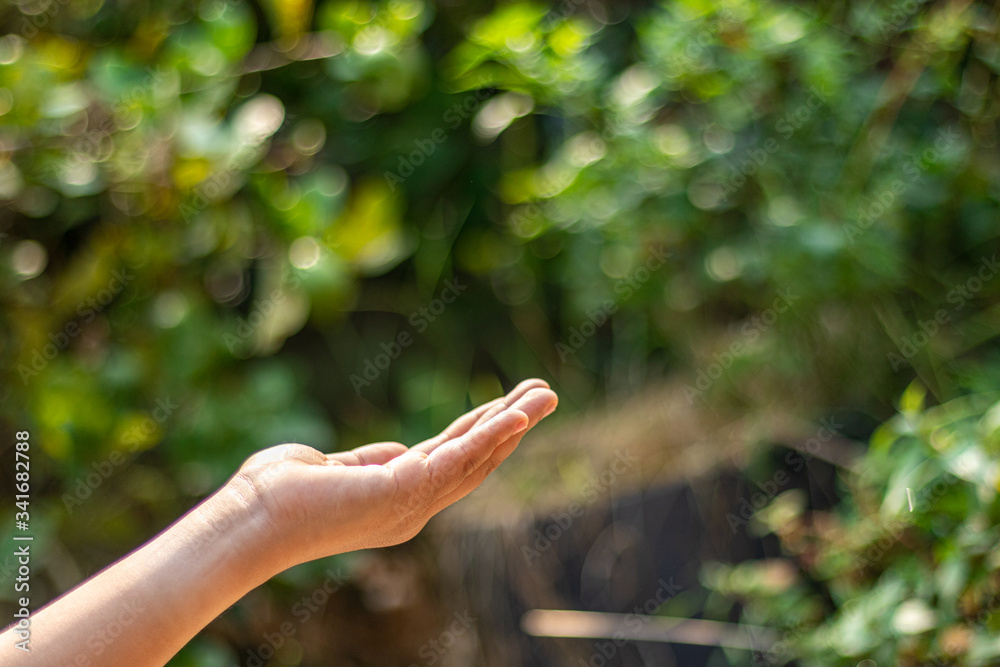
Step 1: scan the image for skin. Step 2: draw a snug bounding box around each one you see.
[0,379,557,667]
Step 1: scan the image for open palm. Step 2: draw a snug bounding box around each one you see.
[231,379,557,566]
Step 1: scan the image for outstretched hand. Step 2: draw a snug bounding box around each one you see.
[0,382,558,667]
[228,379,558,567]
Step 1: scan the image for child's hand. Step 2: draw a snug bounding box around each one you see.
[230,379,558,567]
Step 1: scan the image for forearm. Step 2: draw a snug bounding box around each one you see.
[0,380,557,665]
[0,479,280,666]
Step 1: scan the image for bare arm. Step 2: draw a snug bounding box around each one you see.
[0,379,557,666]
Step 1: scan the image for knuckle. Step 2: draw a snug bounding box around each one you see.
[461,455,480,479]
[482,456,500,477]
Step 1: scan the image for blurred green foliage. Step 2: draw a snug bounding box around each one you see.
[703,384,1000,666]
[3,0,1000,663]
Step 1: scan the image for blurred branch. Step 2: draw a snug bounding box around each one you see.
[838,0,974,190]
[240,32,342,74]
[521,609,779,650]
[778,435,865,471]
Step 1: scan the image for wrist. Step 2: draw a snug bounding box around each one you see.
[189,475,288,585]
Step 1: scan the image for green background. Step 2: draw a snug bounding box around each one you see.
[3,0,1000,664]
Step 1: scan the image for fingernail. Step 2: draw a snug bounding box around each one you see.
[542,402,557,418]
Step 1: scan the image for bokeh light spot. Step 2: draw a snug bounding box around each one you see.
[152,291,190,329]
[705,246,742,282]
[473,93,534,142]
[292,119,327,156]
[12,240,47,279]
[289,236,321,270]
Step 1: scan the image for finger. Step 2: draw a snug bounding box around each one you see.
[428,408,529,495]
[473,387,557,464]
[460,380,542,434]
[426,388,557,514]
[244,443,327,468]
[326,442,408,466]
[388,409,529,507]
[411,398,505,454]
[471,378,550,430]
[492,386,556,439]
[414,378,549,452]
[413,378,551,455]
